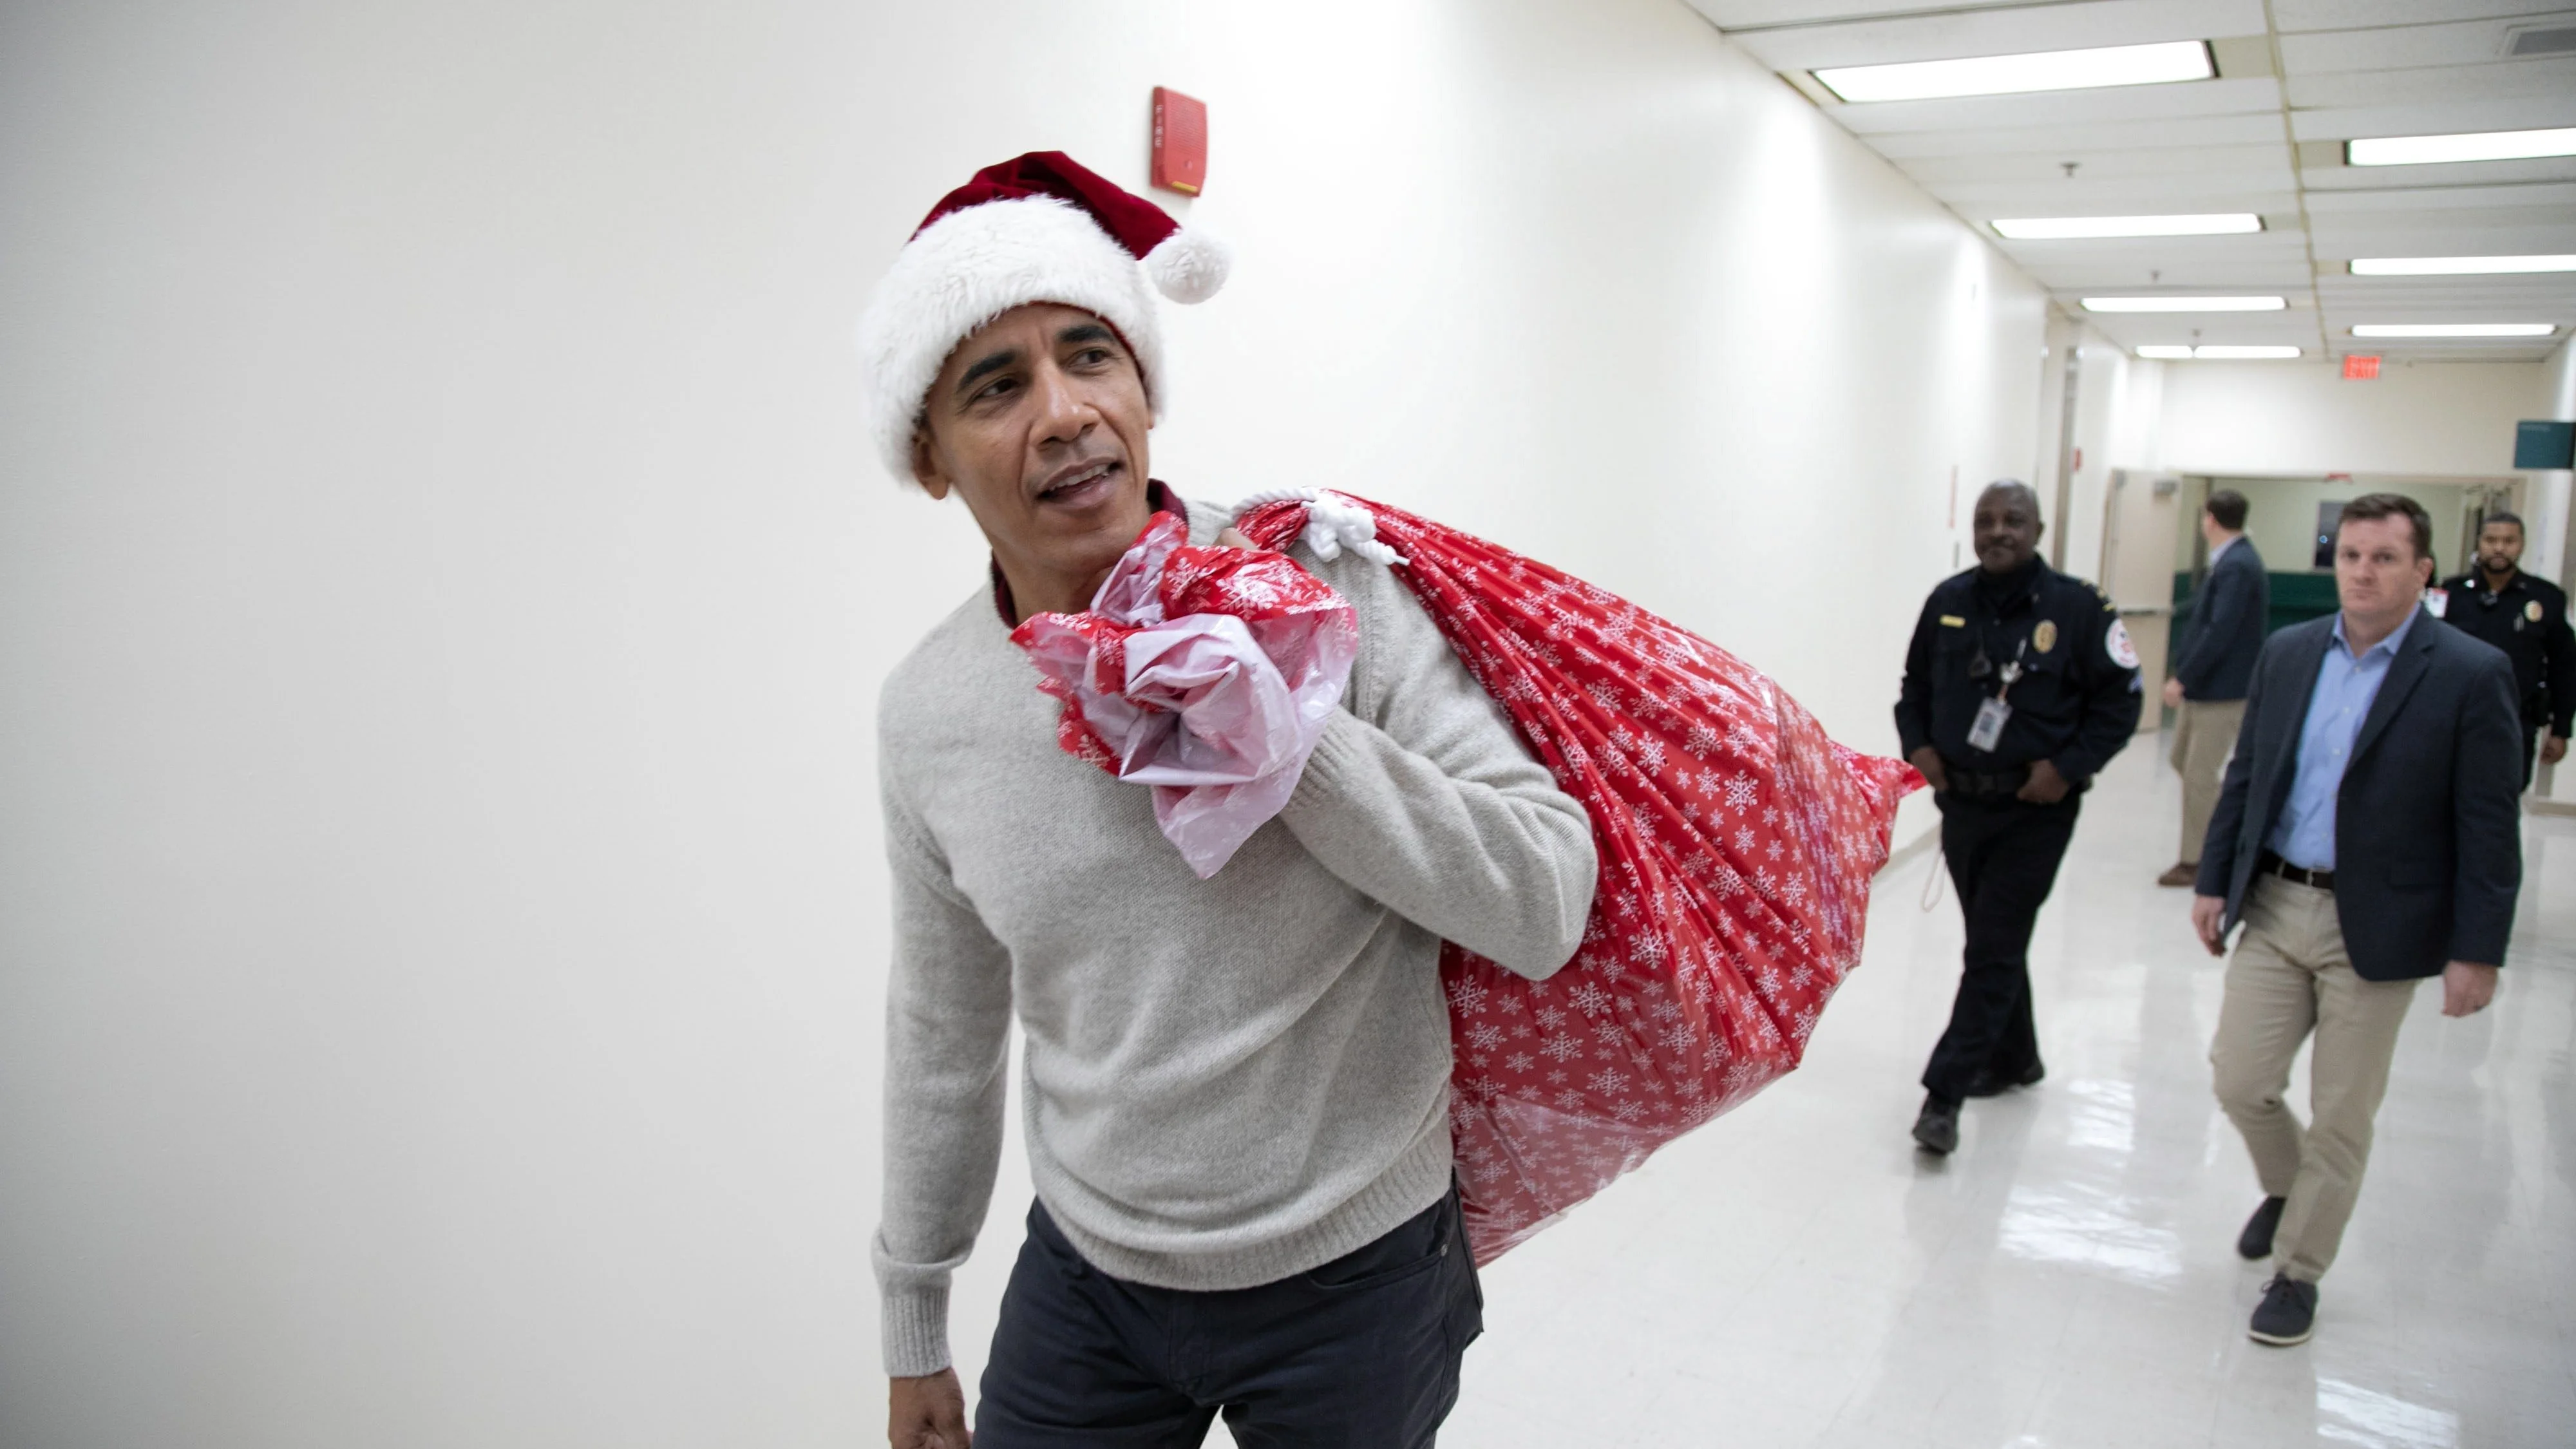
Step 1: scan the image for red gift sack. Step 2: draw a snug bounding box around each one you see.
[1030,491,1920,1263]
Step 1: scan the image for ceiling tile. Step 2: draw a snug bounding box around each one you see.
[1835,76,2282,134]
[2303,155,2576,189]
[2271,0,2561,32]
[2278,13,2576,72]
[1682,0,2029,29]
[2286,57,2576,108]
[1896,142,2290,183]
[2305,218,2576,258]
[1869,113,2289,157]
[2318,276,2576,305]
[2288,94,2576,140]
[2300,181,2576,213]
[1931,178,2300,211]
[2025,258,2320,289]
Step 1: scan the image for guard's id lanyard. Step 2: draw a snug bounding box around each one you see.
[1966,639,2027,753]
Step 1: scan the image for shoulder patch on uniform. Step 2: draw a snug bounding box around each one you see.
[2106,618,2140,669]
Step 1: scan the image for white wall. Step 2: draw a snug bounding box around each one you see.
[2535,336,2575,588]
[2159,358,2545,479]
[0,4,2051,1445]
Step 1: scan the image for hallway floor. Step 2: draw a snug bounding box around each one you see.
[1425,736,2576,1448]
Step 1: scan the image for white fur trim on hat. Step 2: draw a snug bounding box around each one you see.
[855,196,1164,484]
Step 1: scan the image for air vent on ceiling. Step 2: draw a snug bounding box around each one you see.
[2506,25,2576,56]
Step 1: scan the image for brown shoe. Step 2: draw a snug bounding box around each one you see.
[2157,862,2199,888]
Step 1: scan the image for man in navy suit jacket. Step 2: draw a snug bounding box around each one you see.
[2191,493,2521,1349]
[2159,489,2268,887]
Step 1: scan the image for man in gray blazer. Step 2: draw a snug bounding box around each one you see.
[2191,493,2522,1347]
[2159,489,2268,887]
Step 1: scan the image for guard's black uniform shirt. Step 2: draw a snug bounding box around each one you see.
[2436,569,2576,737]
[1895,558,2144,787]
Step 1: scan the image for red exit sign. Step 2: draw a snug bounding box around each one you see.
[2342,354,2382,380]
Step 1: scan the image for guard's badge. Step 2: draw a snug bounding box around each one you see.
[2106,619,2140,669]
[2530,600,2546,623]
[2033,620,2059,653]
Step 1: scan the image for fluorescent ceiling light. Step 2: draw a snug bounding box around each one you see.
[2346,127,2576,166]
[1993,213,2261,240]
[2134,345,2302,359]
[1812,39,2213,104]
[2348,255,2576,276]
[2349,323,2557,338]
[2083,296,2285,312]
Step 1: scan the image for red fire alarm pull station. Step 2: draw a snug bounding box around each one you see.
[2342,354,2382,380]
[1151,87,1207,196]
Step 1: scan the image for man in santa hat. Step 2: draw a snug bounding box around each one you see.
[857,153,1596,1448]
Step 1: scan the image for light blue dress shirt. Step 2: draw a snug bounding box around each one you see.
[2267,609,2419,871]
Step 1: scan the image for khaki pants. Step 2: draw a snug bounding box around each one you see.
[2170,697,2246,866]
[2210,877,2420,1282]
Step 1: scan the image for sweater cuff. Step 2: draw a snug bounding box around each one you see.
[880,1282,952,1379]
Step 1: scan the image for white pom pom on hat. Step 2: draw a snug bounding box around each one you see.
[853,151,1230,482]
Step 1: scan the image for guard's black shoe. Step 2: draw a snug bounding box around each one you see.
[2237,1195,2287,1260]
[2248,1274,2317,1345]
[1912,1096,1960,1155]
[1962,1061,2046,1097]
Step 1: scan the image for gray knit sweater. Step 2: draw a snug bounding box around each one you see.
[872,497,1598,1377]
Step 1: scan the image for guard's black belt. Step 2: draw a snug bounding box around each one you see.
[1941,762,2029,799]
[2257,851,2334,891]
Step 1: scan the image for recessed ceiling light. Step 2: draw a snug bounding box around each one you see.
[2347,255,2576,276]
[1812,39,2213,104]
[2345,127,2576,166]
[2349,323,2557,338]
[1993,214,2262,240]
[2136,345,2196,359]
[2083,296,2286,313]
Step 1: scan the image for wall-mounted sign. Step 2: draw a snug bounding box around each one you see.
[2342,354,2381,380]
[2514,419,2575,469]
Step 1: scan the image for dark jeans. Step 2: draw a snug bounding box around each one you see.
[976,1188,1483,1448]
[1920,790,2081,1104]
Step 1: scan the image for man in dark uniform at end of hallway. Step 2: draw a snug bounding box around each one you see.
[2434,511,2574,789]
[1895,481,2144,1155]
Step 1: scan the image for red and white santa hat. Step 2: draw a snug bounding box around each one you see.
[855,151,1230,481]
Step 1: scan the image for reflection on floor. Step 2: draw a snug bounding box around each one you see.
[1419,737,2574,1449]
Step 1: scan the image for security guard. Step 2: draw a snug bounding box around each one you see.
[2434,511,2575,788]
[1895,480,2143,1155]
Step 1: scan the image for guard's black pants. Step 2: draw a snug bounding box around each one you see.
[1921,791,2081,1104]
[976,1188,1483,1448]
